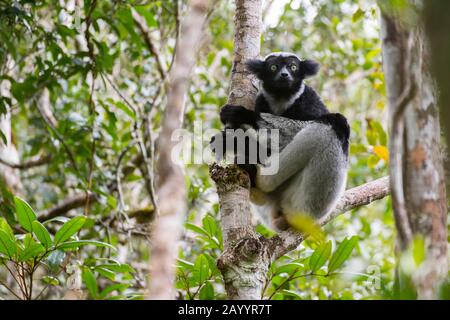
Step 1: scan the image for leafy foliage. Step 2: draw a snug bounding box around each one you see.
[0,0,402,300]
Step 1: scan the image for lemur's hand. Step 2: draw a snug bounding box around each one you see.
[209,131,227,160]
[220,104,259,129]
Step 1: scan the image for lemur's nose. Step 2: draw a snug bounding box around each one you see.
[281,72,289,78]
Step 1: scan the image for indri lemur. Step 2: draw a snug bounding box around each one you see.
[216,52,350,230]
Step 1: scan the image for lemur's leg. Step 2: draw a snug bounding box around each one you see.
[255,123,332,193]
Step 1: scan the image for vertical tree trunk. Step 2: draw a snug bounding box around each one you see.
[0,81,23,195]
[423,0,450,205]
[147,0,209,299]
[380,5,448,299]
[209,0,266,300]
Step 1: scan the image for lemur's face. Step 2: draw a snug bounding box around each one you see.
[264,55,300,86]
[246,53,320,95]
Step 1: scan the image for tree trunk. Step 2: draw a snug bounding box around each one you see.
[380,5,448,299]
[147,0,209,299]
[210,0,266,300]
[423,0,450,206]
[0,81,23,195]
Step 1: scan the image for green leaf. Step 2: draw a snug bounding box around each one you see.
[177,258,194,270]
[54,216,86,244]
[202,215,218,237]
[0,130,6,145]
[199,281,214,300]
[193,254,210,284]
[41,275,59,286]
[352,8,365,23]
[0,229,17,258]
[328,236,358,273]
[32,221,53,248]
[95,266,116,281]
[115,101,136,120]
[20,243,45,261]
[14,197,37,232]
[82,267,98,298]
[99,284,129,299]
[274,262,304,276]
[134,7,158,28]
[0,217,15,240]
[185,223,210,238]
[95,263,135,274]
[57,240,115,251]
[309,240,332,272]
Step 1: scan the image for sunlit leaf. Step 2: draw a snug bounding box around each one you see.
[14,196,37,232]
[54,216,86,244]
[328,236,359,273]
[309,240,332,272]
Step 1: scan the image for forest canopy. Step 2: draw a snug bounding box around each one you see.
[0,0,448,301]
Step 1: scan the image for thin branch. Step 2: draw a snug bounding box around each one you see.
[0,154,51,170]
[38,192,96,222]
[132,8,167,80]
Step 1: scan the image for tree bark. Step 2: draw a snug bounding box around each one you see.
[423,1,450,205]
[147,0,209,300]
[0,80,23,195]
[210,0,264,300]
[380,5,448,299]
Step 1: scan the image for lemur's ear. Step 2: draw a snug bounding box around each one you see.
[300,60,320,78]
[245,59,265,78]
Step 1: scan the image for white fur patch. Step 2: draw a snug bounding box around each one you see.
[261,82,305,115]
[264,52,302,61]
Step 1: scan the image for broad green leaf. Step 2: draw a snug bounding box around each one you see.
[14,197,37,232]
[185,223,210,238]
[280,289,302,299]
[134,7,158,28]
[32,221,53,248]
[193,254,210,284]
[20,243,45,261]
[95,263,135,274]
[95,266,115,281]
[0,217,14,240]
[199,281,214,300]
[41,275,59,286]
[177,258,194,270]
[57,240,115,251]
[0,229,17,258]
[115,101,136,120]
[99,284,129,299]
[309,240,332,272]
[274,262,304,276]
[202,215,218,237]
[82,267,98,298]
[328,236,359,273]
[0,130,6,145]
[352,8,365,23]
[54,216,86,244]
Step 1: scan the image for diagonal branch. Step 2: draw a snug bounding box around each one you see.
[132,9,167,80]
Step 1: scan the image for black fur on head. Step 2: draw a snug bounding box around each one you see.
[246,53,320,98]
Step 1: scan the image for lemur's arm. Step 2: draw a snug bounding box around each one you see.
[220,104,261,129]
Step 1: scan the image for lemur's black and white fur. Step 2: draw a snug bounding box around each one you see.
[216,52,350,231]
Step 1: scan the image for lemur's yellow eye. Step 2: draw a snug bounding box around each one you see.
[290,64,297,71]
[270,64,277,72]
